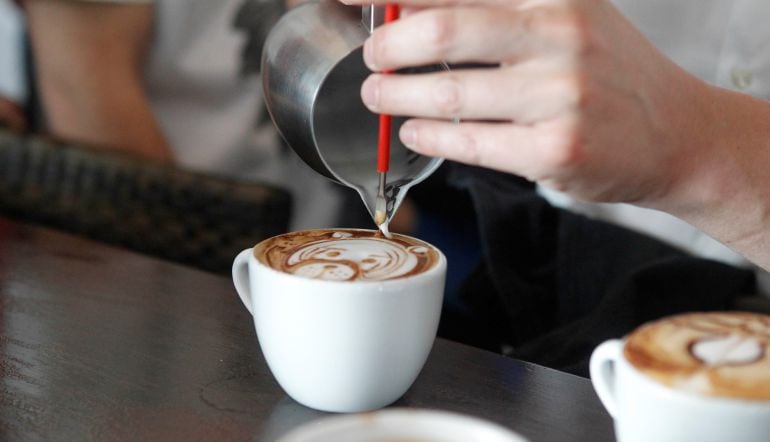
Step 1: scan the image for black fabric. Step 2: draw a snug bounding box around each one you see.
[0,130,291,275]
[439,164,756,377]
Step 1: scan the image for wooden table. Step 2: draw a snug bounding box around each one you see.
[0,217,614,441]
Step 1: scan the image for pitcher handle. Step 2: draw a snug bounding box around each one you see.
[232,249,254,315]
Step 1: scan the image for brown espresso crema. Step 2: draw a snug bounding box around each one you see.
[624,312,770,400]
[254,229,440,282]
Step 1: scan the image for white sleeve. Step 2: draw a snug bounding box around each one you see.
[0,0,25,103]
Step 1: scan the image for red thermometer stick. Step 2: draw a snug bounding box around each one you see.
[376,4,400,174]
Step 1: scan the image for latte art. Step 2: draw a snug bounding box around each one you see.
[255,229,439,282]
[286,238,425,281]
[624,312,770,400]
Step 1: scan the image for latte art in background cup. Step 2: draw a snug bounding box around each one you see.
[590,311,770,442]
[233,229,446,413]
[624,312,770,400]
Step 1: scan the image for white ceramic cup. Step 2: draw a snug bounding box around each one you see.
[276,408,529,442]
[232,230,446,413]
[590,339,770,442]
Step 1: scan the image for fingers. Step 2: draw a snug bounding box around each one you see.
[398,119,532,176]
[399,117,584,182]
[364,7,513,69]
[362,64,583,122]
[364,5,584,71]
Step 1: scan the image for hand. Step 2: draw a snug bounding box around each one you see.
[0,96,27,132]
[349,0,717,210]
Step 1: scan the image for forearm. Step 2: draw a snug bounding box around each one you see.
[24,0,172,162]
[35,64,172,162]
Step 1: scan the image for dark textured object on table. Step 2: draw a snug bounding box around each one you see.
[0,130,291,274]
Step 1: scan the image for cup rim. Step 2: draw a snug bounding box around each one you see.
[248,228,447,286]
[617,338,770,409]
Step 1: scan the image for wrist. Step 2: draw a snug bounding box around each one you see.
[663,82,770,266]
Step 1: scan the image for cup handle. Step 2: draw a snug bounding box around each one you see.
[589,339,623,419]
[232,249,254,315]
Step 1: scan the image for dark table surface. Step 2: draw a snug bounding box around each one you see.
[0,216,614,441]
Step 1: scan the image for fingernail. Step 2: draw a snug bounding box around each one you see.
[400,122,417,148]
[361,76,380,111]
[363,38,378,71]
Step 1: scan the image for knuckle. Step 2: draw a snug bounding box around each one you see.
[434,75,464,118]
[560,72,590,110]
[519,6,577,34]
[560,9,596,55]
[372,31,389,67]
[518,8,549,34]
[539,123,584,170]
[560,9,589,39]
[457,128,482,165]
[524,6,594,55]
[424,11,458,57]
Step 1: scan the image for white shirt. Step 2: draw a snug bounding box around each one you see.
[142,0,343,231]
[539,0,770,289]
[6,0,344,230]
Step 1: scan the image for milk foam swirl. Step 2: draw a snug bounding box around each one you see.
[624,312,770,400]
[287,238,421,281]
[255,229,439,282]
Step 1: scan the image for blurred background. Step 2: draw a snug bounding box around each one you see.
[0,0,479,306]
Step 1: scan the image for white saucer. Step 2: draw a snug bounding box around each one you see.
[277,408,529,442]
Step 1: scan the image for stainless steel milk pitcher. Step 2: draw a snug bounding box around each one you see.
[261,0,445,225]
